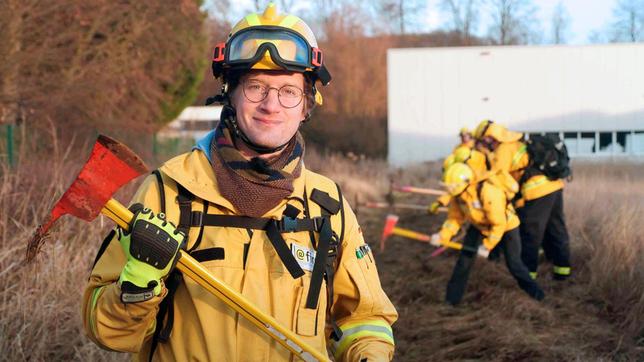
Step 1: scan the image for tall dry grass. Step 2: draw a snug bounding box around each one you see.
[0,129,131,361]
[1,133,642,359]
[564,161,644,342]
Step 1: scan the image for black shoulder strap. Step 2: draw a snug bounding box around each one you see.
[152,170,166,214]
[304,183,345,341]
[90,230,116,271]
[476,181,486,203]
[91,171,165,271]
[150,176,196,362]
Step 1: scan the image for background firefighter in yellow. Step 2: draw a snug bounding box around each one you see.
[456,127,475,151]
[434,163,545,305]
[428,132,489,215]
[81,4,397,361]
[473,120,572,280]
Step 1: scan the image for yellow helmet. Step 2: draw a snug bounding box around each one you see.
[442,162,474,196]
[473,119,493,139]
[453,145,472,163]
[212,3,331,106]
[459,127,471,136]
[473,119,522,143]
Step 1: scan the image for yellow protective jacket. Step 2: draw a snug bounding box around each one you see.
[490,141,564,205]
[82,150,397,361]
[438,176,520,251]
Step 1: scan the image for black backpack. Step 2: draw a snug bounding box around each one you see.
[525,134,571,180]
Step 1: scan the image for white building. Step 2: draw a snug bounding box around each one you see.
[158,106,222,140]
[387,43,644,165]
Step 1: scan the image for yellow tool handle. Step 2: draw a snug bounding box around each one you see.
[440,239,464,250]
[391,226,465,251]
[102,199,328,362]
[390,227,431,241]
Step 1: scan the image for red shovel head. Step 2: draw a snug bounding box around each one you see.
[26,135,148,262]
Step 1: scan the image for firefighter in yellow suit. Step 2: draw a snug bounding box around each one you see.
[473,120,571,280]
[429,139,489,215]
[435,163,545,305]
[81,4,397,361]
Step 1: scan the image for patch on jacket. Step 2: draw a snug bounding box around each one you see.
[291,243,316,272]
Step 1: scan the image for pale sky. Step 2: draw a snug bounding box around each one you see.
[207,0,619,45]
[424,0,616,44]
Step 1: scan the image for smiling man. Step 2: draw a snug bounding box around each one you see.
[82,3,397,361]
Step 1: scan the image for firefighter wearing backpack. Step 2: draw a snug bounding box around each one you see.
[433,163,545,305]
[81,4,397,361]
[473,120,571,280]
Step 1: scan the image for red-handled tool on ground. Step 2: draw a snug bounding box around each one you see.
[26,135,328,362]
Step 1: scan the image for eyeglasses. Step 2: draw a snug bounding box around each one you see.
[242,79,304,108]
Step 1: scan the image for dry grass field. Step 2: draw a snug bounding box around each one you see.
[1,140,642,361]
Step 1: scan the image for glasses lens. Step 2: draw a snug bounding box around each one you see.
[242,80,303,108]
[243,80,267,102]
[278,85,303,108]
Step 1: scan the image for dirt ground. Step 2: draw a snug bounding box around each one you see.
[356,206,642,362]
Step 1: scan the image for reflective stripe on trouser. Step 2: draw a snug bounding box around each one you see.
[446,226,543,304]
[331,320,394,359]
[518,190,570,273]
[553,265,571,276]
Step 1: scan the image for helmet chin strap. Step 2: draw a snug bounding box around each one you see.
[220,104,293,155]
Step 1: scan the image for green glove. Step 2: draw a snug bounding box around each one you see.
[428,201,440,214]
[118,204,185,303]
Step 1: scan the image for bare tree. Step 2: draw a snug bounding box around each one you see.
[551,1,571,44]
[371,0,427,35]
[486,0,541,45]
[439,0,481,44]
[609,0,644,42]
[279,0,295,13]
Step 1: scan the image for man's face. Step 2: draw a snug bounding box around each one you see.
[231,71,306,149]
[460,133,472,144]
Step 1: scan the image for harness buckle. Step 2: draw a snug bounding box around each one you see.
[280,216,298,232]
[190,211,203,227]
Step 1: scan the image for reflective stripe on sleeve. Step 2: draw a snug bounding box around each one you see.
[88,286,106,337]
[553,266,571,275]
[443,220,459,233]
[488,234,501,242]
[331,320,394,359]
[522,175,548,192]
[511,145,527,169]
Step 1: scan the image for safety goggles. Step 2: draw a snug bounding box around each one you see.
[212,26,331,85]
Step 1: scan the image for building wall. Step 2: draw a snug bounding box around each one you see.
[388,43,644,165]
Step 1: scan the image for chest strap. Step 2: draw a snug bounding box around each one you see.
[187,212,326,233]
